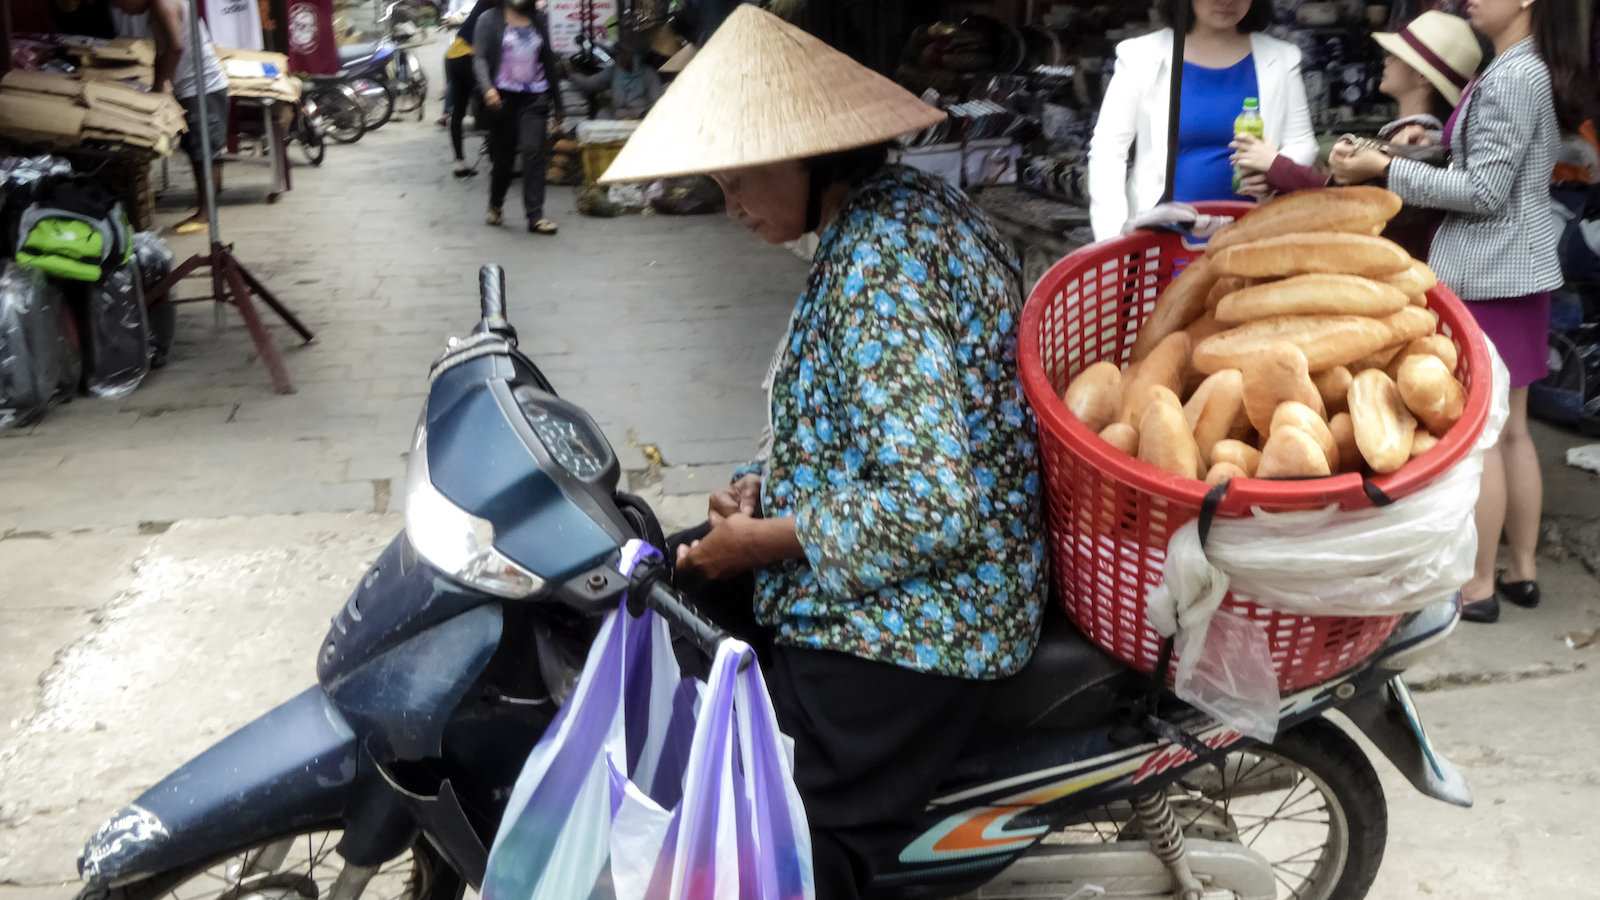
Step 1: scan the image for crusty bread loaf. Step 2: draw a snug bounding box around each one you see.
[1137,387,1201,479]
[1380,306,1439,346]
[1393,334,1459,375]
[1350,343,1405,373]
[1211,232,1413,279]
[1206,187,1404,254]
[1271,401,1339,471]
[1181,313,1228,396]
[1131,258,1216,362]
[1411,431,1440,457]
[1313,366,1354,414]
[1348,370,1417,473]
[1329,412,1360,473]
[1120,333,1190,426]
[1206,276,1252,311]
[1194,315,1397,375]
[1258,426,1333,479]
[1205,461,1249,486]
[1209,439,1263,477]
[1240,342,1325,435]
[1382,259,1438,300]
[1396,354,1466,435]
[1184,369,1251,466]
[1214,274,1410,324]
[1063,362,1123,432]
[1099,422,1139,455]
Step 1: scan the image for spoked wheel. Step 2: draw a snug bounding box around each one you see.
[394,52,428,118]
[295,117,327,166]
[76,828,458,900]
[312,85,368,144]
[352,77,397,131]
[1037,719,1386,900]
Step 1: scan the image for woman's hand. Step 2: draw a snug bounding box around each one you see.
[1237,173,1273,201]
[1329,143,1391,185]
[709,474,763,519]
[1387,123,1433,147]
[483,87,502,110]
[1229,134,1281,175]
[677,513,797,580]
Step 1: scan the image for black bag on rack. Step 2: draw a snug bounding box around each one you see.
[1530,292,1600,436]
[78,260,151,399]
[0,262,75,429]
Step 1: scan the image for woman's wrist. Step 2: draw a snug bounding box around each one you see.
[750,516,803,566]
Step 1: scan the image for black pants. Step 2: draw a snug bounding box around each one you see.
[445,54,476,162]
[488,90,549,220]
[669,526,994,899]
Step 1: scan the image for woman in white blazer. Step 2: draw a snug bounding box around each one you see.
[1088,0,1317,240]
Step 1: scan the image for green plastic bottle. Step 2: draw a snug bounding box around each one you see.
[1232,97,1264,194]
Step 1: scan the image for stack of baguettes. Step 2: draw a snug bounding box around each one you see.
[1061,187,1470,484]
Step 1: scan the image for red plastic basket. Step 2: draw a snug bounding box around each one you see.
[1018,203,1494,693]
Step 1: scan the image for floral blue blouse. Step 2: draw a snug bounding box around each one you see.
[751,165,1047,680]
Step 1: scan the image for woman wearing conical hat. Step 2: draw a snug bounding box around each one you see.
[603,7,1048,895]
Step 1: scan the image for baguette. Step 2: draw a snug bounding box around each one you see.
[1382,259,1438,300]
[1211,232,1413,279]
[1380,306,1439,346]
[1205,461,1249,486]
[1350,343,1405,373]
[1271,401,1340,471]
[1210,439,1263,477]
[1131,258,1216,362]
[1184,369,1251,466]
[1348,370,1417,473]
[1258,426,1333,479]
[1120,333,1190,426]
[1193,314,1397,374]
[1240,342,1325,435]
[1099,422,1139,455]
[1214,274,1409,324]
[1206,276,1253,311]
[1396,354,1467,435]
[1313,366,1354,414]
[1411,431,1440,457]
[1137,387,1202,479]
[1063,362,1123,432]
[1393,334,1459,375]
[1205,187,1404,254]
[1329,412,1360,473]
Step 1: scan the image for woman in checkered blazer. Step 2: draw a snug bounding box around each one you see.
[1333,0,1589,625]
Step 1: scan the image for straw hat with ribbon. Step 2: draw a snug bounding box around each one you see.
[599,5,945,184]
[1372,11,1483,107]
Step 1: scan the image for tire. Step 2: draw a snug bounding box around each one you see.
[314,85,368,144]
[297,118,327,166]
[75,828,460,900]
[394,52,428,117]
[1262,719,1388,900]
[353,78,396,131]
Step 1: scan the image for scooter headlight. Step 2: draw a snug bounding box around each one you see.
[404,424,545,598]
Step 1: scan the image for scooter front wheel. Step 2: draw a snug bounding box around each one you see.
[75,829,457,900]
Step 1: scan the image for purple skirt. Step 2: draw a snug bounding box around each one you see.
[1466,292,1552,388]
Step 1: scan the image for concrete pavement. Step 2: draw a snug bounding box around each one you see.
[3,45,1600,897]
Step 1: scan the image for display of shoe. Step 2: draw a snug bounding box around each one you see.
[1495,573,1540,609]
[486,207,504,226]
[1460,595,1500,624]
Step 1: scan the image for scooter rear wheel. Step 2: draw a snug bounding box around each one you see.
[75,829,458,900]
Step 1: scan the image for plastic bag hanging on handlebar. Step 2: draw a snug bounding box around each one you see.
[1149,350,1512,742]
[482,539,815,900]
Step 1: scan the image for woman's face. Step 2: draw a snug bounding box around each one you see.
[1379,53,1430,99]
[712,162,809,245]
[1465,0,1529,39]
[1191,0,1251,32]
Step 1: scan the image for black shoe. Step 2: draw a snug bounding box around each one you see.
[1495,573,1540,609]
[1461,595,1500,623]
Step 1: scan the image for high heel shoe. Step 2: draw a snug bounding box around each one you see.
[1495,572,1540,609]
[1460,595,1500,624]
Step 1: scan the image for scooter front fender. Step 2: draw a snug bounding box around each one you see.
[78,687,357,887]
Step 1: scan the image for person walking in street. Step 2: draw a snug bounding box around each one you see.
[600,8,1046,897]
[1087,0,1317,240]
[1229,10,1484,258]
[111,0,229,235]
[1333,0,1590,624]
[472,0,562,234]
[442,0,496,176]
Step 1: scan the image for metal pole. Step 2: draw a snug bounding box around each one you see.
[1159,0,1189,205]
[185,0,222,246]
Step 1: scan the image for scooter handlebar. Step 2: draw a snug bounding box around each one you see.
[647,579,736,663]
[478,265,510,334]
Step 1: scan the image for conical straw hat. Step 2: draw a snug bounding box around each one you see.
[600,5,945,184]
[659,42,697,74]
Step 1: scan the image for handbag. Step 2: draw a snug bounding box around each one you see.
[482,540,815,900]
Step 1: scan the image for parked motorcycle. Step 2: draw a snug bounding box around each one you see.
[301,78,369,145]
[75,267,1473,900]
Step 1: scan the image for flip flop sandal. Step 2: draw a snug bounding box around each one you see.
[529,218,558,235]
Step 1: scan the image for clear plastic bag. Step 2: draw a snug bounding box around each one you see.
[0,262,73,429]
[1149,352,1511,740]
[132,232,177,367]
[81,260,150,399]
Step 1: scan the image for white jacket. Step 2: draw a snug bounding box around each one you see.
[1088,29,1317,240]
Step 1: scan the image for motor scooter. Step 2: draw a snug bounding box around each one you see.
[76,267,1471,900]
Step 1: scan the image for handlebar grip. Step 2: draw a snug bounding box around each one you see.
[648,580,732,661]
[478,264,509,329]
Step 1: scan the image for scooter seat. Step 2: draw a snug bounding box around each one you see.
[338,42,380,64]
[983,606,1130,731]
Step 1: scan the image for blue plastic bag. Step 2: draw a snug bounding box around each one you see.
[483,541,814,900]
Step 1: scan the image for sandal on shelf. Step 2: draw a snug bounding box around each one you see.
[529,218,558,235]
[485,207,504,226]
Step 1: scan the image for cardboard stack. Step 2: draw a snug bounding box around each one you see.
[0,70,185,155]
[66,38,157,87]
[217,49,303,103]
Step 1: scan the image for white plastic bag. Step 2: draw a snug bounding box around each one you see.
[1149,351,1511,741]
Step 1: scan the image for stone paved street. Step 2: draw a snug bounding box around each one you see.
[2,44,1599,899]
